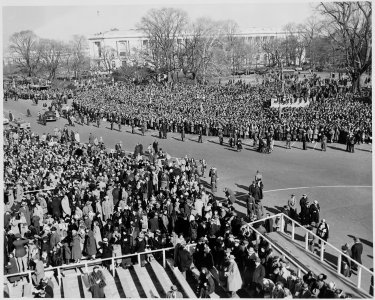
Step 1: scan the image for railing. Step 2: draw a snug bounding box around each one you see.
[4,244,196,286]
[248,213,374,295]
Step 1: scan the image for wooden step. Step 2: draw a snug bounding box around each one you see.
[166,258,197,298]
[22,283,33,298]
[101,268,120,298]
[149,260,174,297]
[133,263,161,298]
[8,281,24,298]
[51,276,62,298]
[267,232,369,298]
[62,275,80,298]
[116,267,140,298]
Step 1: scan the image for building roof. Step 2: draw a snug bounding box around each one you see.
[89,29,145,40]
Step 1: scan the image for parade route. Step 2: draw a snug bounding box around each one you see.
[4,98,373,271]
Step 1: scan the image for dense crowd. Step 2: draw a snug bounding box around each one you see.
[65,76,372,147]
[3,123,367,298]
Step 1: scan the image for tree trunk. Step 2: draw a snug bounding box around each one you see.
[351,72,361,93]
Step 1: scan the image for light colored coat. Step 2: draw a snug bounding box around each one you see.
[226,260,243,292]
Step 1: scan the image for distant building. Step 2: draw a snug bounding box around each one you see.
[88,27,303,72]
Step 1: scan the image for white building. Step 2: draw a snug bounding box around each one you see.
[88,27,301,71]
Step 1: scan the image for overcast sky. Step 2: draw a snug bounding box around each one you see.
[3,0,318,49]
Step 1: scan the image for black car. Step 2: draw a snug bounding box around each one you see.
[44,111,57,121]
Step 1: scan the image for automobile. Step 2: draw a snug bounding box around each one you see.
[3,117,9,125]
[44,110,57,121]
[12,118,30,129]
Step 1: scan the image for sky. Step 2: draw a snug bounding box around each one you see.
[2,0,318,50]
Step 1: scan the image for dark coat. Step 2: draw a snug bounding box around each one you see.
[251,264,266,287]
[176,248,193,272]
[85,230,97,256]
[351,242,363,264]
[5,257,20,282]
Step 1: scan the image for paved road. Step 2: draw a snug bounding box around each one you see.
[3,98,373,273]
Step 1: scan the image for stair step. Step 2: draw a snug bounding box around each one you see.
[116,267,140,298]
[101,268,120,298]
[267,231,369,298]
[149,260,174,297]
[51,276,62,298]
[78,274,92,299]
[23,283,33,298]
[133,264,161,298]
[8,282,24,298]
[166,258,197,298]
[62,275,80,298]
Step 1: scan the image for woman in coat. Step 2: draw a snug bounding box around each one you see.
[84,229,97,260]
[225,255,243,297]
[71,230,82,263]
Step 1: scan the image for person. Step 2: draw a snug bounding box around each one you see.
[316,219,329,245]
[302,132,307,150]
[209,167,218,194]
[5,253,21,287]
[166,285,183,298]
[341,244,352,277]
[175,242,193,278]
[13,233,29,272]
[198,126,203,143]
[88,266,106,298]
[321,134,327,151]
[286,131,291,149]
[288,194,298,221]
[181,125,185,142]
[198,267,215,298]
[32,256,45,286]
[224,255,242,297]
[251,256,265,292]
[351,237,363,272]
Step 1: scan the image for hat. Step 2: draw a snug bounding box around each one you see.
[15,233,21,239]
[303,194,307,197]
[229,255,235,260]
[103,238,108,242]
[341,245,348,251]
[255,257,261,263]
[171,285,178,291]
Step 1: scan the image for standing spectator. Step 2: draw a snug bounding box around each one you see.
[175,242,193,278]
[224,255,243,297]
[100,238,113,271]
[84,229,97,260]
[341,245,352,277]
[71,230,82,263]
[198,267,215,298]
[351,237,363,272]
[13,233,29,272]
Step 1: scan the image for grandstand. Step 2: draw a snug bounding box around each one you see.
[5,214,373,298]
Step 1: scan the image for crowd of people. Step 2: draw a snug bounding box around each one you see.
[60,75,372,149]
[3,121,368,298]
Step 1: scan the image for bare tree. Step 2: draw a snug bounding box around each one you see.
[69,35,89,78]
[39,39,66,80]
[137,7,188,76]
[300,16,323,68]
[101,46,117,72]
[181,18,226,82]
[9,30,41,76]
[319,2,372,91]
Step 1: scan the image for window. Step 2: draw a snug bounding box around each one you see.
[94,42,102,57]
[118,40,129,54]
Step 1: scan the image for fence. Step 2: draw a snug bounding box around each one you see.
[4,244,196,286]
[247,213,374,295]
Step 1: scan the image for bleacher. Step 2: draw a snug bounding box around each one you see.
[5,214,373,298]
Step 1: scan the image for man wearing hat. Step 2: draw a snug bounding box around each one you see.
[251,256,265,293]
[166,285,183,298]
[340,244,352,277]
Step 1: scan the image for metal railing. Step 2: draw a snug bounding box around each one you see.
[4,244,196,286]
[248,213,374,295]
